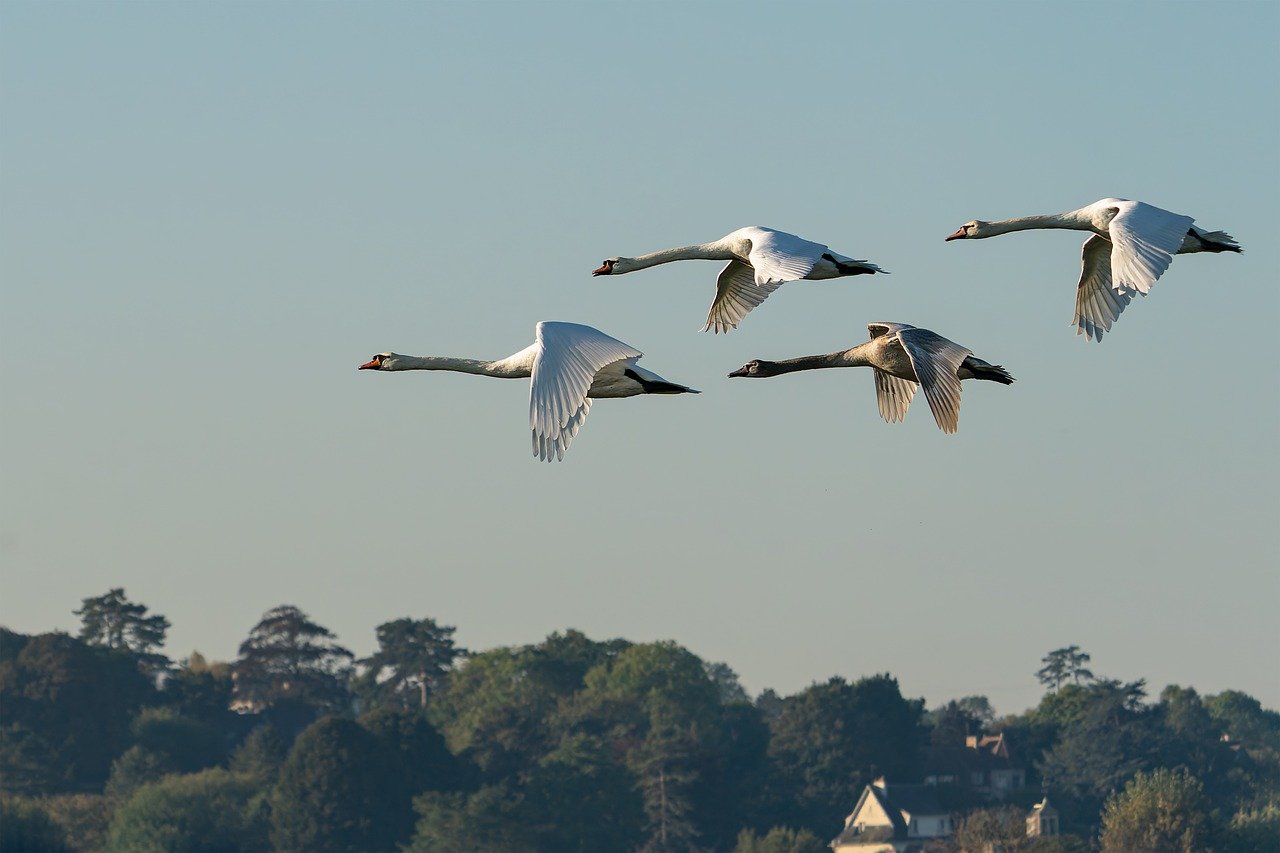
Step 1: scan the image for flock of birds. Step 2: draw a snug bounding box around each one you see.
[360,197,1241,461]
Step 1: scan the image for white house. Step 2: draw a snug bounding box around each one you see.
[830,778,954,853]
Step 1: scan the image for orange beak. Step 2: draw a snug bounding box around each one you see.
[944,228,967,242]
[592,261,613,276]
[359,357,381,370]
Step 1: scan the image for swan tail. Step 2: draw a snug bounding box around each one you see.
[1195,230,1242,253]
[835,259,888,275]
[965,358,1015,385]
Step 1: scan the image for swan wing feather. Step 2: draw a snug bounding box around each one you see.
[874,370,918,423]
[895,327,970,434]
[705,260,782,333]
[530,322,642,461]
[1106,201,1194,295]
[867,322,912,340]
[1073,234,1135,342]
[743,226,825,285]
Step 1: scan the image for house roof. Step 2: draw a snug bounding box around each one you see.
[925,732,1023,778]
[832,782,948,846]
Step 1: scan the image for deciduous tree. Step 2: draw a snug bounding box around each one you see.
[1100,768,1218,852]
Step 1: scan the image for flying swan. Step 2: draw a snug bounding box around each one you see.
[360,321,699,461]
[592,226,887,334]
[728,322,1013,434]
[945,198,1241,341]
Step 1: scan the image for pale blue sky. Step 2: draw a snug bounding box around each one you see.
[2,1,1277,716]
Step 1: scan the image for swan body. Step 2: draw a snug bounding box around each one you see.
[728,322,1013,434]
[360,321,699,461]
[945,198,1241,341]
[593,226,887,334]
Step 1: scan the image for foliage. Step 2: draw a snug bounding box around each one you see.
[234,605,354,714]
[734,825,828,853]
[765,674,924,836]
[269,715,410,852]
[36,793,112,852]
[431,630,627,778]
[1225,801,1280,852]
[952,806,1027,852]
[1035,679,1155,826]
[359,706,467,796]
[1035,646,1094,692]
[0,796,69,852]
[1099,767,1218,852]
[105,768,268,852]
[104,707,229,803]
[73,588,171,674]
[405,786,534,852]
[227,723,290,784]
[0,631,155,793]
[355,617,466,710]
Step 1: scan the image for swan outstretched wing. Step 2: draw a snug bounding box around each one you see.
[867,322,911,340]
[874,370,918,423]
[1073,234,1135,342]
[1106,201,1194,295]
[705,260,782,334]
[530,322,641,462]
[743,227,825,285]
[895,327,971,434]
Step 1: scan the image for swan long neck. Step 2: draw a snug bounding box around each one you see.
[766,348,870,375]
[392,355,529,378]
[622,241,735,271]
[983,211,1092,236]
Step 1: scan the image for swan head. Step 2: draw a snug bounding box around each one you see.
[593,257,642,276]
[945,220,990,241]
[359,352,402,370]
[728,359,782,379]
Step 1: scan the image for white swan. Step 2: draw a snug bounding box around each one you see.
[360,321,699,461]
[592,226,887,334]
[728,322,1013,434]
[945,198,1241,341]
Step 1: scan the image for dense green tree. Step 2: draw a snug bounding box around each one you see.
[733,825,827,853]
[705,661,750,705]
[227,723,290,784]
[1225,801,1280,852]
[0,796,68,852]
[0,631,155,793]
[355,617,466,710]
[432,630,626,778]
[74,588,170,673]
[405,786,533,852]
[105,768,268,852]
[561,641,730,849]
[269,715,408,852]
[1034,679,1155,827]
[158,653,236,728]
[953,806,1027,852]
[1099,767,1218,852]
[234,605,353,714]
[38,794,112,852]
[104,708,228,802]
[765,674,924,836]
[1036,646,1094,692]
[360,707,466,796]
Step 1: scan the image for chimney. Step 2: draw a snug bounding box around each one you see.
[873,776,887,793]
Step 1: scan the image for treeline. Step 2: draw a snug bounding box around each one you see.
[1,590,1278,852]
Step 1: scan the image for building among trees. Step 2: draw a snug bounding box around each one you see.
[830,777,953,852]
[923,732,1027,800]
